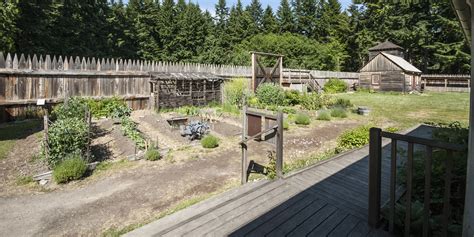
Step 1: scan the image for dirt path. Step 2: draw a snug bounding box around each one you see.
[0,117,361,236]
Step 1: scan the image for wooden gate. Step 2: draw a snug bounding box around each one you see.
[251,52,284,92]
[240,107,284,184]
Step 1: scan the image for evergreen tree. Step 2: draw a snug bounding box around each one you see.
[276,0,295,33]
[215,0,229,31]
[292,0,318,37]
[158,0,177,61]
[262,6,277,34]
[15,0,53,54]
[174,2,208,61]
[135,0,161,60]
[246,0,264,30]
[228,0,247,44]
[108,0,138,58]
[0,1,18,53]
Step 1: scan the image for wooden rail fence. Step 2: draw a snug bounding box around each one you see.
[368,128,466,236]
[421,74,470,92]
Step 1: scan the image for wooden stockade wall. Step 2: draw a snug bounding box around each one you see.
[0,52,359,122]
[422,74,470,92]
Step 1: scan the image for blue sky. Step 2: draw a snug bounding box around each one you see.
[193,0,353,13]
[123,0,353,13]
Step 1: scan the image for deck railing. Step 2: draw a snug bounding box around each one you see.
[368,128,466,236]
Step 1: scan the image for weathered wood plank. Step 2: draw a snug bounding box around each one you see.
[286,204,338,237]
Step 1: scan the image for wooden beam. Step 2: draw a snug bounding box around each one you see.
[368,127,382,227]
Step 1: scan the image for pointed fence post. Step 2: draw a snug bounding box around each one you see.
[368,127,382,227]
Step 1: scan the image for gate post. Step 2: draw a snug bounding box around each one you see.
[241,106,248,184]
[368,127,382,227]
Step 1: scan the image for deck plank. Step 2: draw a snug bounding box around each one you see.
[327,214,362,237]
[307,209,349,237]
[286,204,338,237]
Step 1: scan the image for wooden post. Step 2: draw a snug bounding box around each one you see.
[43,112,49,161]
[241,106,248,184]
[251,53,256,91]
[445,79,448,92]
[368,127,382,227]
[279,57,283,87]
[86,108,92,161]
[276,112,284,178]
[466,12,474,235]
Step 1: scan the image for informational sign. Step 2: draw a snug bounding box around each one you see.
[36,99,46,106]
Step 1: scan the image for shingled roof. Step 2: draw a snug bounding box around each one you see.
[368,40,404,51]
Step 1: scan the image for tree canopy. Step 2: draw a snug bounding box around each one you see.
[0,0,469,73]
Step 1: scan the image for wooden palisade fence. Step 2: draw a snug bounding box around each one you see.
[368,128,466,236]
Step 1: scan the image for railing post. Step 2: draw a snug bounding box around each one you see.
[276,111,284,178]
[368,127,382,227]
[241,106,248,184]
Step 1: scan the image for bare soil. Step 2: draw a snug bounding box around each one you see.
[0,111,362,236]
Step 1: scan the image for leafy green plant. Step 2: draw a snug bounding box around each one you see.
[145,148,161,161]
[256,83,285,106]
[300,93,332,110]
[265,151,277,179]
[86,97,131,119]
[46,117,88,167]
[53,153,87,184]
[323,78,348,94]
[317,110,331,121]
[52,97,88,120]
[284,90,303,106]
[121,117,146,149]
[201,135,219,149]
[294,113,311,125]
[336,125,370,153]
[331,107,348,118]
[223,78,251,108]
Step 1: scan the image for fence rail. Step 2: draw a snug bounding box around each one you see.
[368,128,466,237]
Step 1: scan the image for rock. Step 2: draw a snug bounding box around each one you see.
[39,179,48,186]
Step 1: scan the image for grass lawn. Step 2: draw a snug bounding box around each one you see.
[336,92,469,128]
[0,120,42,160]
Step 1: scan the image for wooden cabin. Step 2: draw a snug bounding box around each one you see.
[368,40,404,60]
[359,52,422,92]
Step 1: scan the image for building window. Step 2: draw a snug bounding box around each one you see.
[371,75,380,85]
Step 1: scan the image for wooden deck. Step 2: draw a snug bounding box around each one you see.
[125,139,400,237]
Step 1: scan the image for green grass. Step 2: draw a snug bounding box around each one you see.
[15,175,34,186]
[336,92,469,128]
[0,120,41,160]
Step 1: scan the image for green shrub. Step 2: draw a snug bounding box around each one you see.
[333,98,352,108]
[52,97,88,120]
[280,107,296,114]
[47,117,88,167]
[336,125,370,153]
[323,78,348,94]
[256,83,285,106]
[294,113,311,125]
[121,117,146,149]
[145,148,161,161]
[223,78,250,108]
[201,135,219,149]
[53,154,87,184]
[176,106,200,116]
[86,97,130,119]
[300,93,332,110]
[317,110,331,121]
[284,90,303,106]
[331,107,348,118]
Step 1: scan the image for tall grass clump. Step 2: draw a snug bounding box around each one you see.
[294,113,311,125]
[201,135,219,149]
[331,107,348,118]
[317,110,331,121]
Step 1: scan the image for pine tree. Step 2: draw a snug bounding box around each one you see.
[158,0,177,61]
[0,1,18,53]
[228,0,247,44]
[292,0,318,37]
[215,0,229,31]
[135,0,161,60]
[262,6,277,34]
[276,0,295,33]
[108,0,138,58]
[246,0,264,31]
[15,0,53,54]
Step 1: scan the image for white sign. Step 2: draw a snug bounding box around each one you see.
[36,99,46,106]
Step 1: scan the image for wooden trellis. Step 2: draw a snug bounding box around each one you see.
[250,51,284,92]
